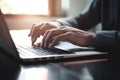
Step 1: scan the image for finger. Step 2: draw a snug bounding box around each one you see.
[31,32,39,45]
[30,23,44,44]
[33,42,41,47]
[32,35,43,46]
[41,28,62,48]
[34,23,55,47]
[31,26,43,43]
[31,27,41,44]
[41,30,50,48]
[28,24,36,36]
[28,23,43,36]
[40,23,56,35]
[33,23,55,38]
[49,32,70,48]
[31,23,44,38]
[44,29,66,48]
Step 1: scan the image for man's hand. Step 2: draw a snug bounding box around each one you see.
[41,25,96,48]
[28,21,62,45]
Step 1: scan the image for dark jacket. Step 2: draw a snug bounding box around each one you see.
[57,0,120,53]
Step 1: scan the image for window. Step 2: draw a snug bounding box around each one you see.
[0,0,49,15]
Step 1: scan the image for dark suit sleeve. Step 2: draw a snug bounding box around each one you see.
[57,0,101,31]
[95,31,120,52]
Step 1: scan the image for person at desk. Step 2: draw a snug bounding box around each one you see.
[28,0,120,53]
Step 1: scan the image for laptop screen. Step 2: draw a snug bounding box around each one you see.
[0,10,20,60]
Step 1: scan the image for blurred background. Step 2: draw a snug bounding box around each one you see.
[0,0,101,30]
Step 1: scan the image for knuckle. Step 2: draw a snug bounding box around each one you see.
[44,22,50,26]
[50,29,57,34]
[47,28,57,34]
[66,32,73,36]
[34,25,38,29]
[45,29,51,34]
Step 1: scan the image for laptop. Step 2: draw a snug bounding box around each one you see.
[0,10,107,64]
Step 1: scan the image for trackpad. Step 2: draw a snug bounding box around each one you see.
[55,41,95,52]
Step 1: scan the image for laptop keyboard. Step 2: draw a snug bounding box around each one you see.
[15,43,73,57]
[16,43,56,56]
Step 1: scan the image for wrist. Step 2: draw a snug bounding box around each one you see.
[87,32,96,47]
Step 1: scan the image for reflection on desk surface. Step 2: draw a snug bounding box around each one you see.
[0,56,120,80]
[18,63,80,80]
[61,59,120,80]
[18,59,120,80]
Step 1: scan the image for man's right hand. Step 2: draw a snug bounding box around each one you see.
[28,21,62,45]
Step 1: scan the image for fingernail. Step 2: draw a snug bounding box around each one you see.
[28,34,30,36]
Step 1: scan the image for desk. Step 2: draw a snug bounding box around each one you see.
[0,52,20,80]
[0,51,120,80]
[61,59,120,80]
